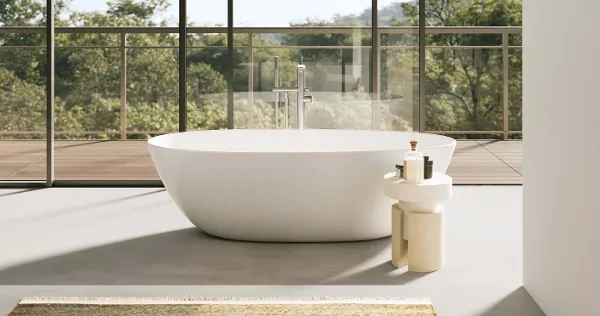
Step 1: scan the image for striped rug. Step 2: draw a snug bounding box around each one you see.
[8,296,436,315]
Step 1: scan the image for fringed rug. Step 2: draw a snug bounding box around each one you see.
[8,296,437,315]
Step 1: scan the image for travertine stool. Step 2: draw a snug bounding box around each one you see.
[384,172,452,272]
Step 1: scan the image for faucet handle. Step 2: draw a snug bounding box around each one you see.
[303,87,313,103]
[303,94,313,104]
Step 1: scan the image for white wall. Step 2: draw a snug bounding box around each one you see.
[523,0,600,315]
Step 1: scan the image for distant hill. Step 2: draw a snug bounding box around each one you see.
[332,2,410,26]
[257,2,411,42]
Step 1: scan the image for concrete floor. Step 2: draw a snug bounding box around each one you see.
[0,187,544,316]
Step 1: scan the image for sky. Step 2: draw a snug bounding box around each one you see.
[67,0,404,26]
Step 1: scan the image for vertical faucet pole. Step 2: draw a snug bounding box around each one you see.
[272,58,312,129]
[274,56,280,129]
[297,64,306,130]
[284,92,289,129]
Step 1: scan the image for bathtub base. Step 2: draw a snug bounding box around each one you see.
[187,212,393,242]
[200,229,391,243]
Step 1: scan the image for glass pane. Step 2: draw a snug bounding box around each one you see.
[128,33,179,47]
[424,47,504,135]
[186,1,228,130]
[53,0,180,181]
[187,1,227,26]
[421,0,522,27]
[234,0,372,27]
[0,1,47,181]
[56,32,119,47]
[0,0,46,26]
[0,48,47,181]
[233,47,251,129]
[241,46,373,130]
[64,0,179,26]
[126,47,179,138]
[54,48,121,139]
[186,47,228,131]
[378,0,419,131]
[421,0,522,139]
[509,48,522,135]
[233,1,373,130]
[380,47,418,131]
[378,0,417,26]
[53,47,120,180]
[509,33,522,138]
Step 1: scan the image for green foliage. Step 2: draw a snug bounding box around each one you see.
[107,0,170,20]
[0,0,46,26]
[0,68,46,134]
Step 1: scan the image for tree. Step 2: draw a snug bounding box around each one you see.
[107,0,169,21]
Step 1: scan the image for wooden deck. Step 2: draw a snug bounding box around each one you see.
[0,140,522,185]
[449,140,522,185]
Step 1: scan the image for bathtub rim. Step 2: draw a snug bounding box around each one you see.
[147,129,456,155]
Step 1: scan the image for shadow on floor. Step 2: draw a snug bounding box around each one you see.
[325,261,433,285]
[0,189,45,198]
[456,141,487,151]
[0,189,166,227]
[478,286,546,316]
[57,140,108,150]
[0,228,425,286]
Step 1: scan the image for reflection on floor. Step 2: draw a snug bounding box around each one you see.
[0,186,543,315]
[0,140,522,184]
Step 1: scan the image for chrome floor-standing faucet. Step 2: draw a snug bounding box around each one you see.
[273,56,313,129]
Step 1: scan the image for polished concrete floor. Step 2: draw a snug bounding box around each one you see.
[0,187,543,316]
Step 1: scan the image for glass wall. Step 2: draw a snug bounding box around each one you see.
[0,0,47,181]
[0,0,523,185]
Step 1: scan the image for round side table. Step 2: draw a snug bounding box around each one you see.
[383,172,452,272]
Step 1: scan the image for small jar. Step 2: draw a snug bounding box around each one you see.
[424,160,433,179]
[423,156,430,178]
[395,164,404,178]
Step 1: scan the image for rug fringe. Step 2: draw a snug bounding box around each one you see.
[21,296,432,303]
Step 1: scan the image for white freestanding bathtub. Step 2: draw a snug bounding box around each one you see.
[148,130,456,242]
